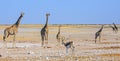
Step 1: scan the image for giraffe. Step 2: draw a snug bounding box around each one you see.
[56,25,61,45]
[95,25,104,43]
[56,25,66,46]
[3,13,24,48]
[61,37,75,54]
[41,13,50,47]
[109,24,116,33]
[113,23,118,33]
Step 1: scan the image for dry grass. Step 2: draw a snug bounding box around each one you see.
[0,54,120,61]
[0,24,120,61]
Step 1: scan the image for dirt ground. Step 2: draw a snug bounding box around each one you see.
[0,24,120,61]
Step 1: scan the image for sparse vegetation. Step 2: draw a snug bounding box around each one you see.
[0,24,120,61]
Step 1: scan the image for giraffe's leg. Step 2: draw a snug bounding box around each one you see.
[3,36,7,48]
[59,39,61,46]
[113,28,115,33]
[95,34,98,43]
[45,33,48,46]
[116,30,117,33]
[46,33,48,44]
[99,35,101,42]
[95,38,97,43]
[117,28,118,32]
[60,37,63,45]
[115,28,118,33]
[41,35,44,47]
[113,29,115,33]
[13,34,16,48]
[56,39,59,46]
[2,36,7,53]
[114,29,117,33]
[60,38,61,45]
[42,41,44,47]
[58,39,61,46]
[3,30,8,48]
[115,27,118,32]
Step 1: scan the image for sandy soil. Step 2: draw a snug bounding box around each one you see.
[0,24,120,61]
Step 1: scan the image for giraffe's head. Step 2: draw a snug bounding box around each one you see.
[113,22,115,24]
[21,12,24,17]
[46,13,50,17]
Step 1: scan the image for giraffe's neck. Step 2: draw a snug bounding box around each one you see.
[98,25,103,32]
[14,15,23,28]
[44,16,49,28]
[113,23,117,28]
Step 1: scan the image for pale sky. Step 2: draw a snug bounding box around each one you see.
[0,0,120,24]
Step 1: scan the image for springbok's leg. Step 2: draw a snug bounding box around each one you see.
[71,46,75,54]
[66,48,68,55]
